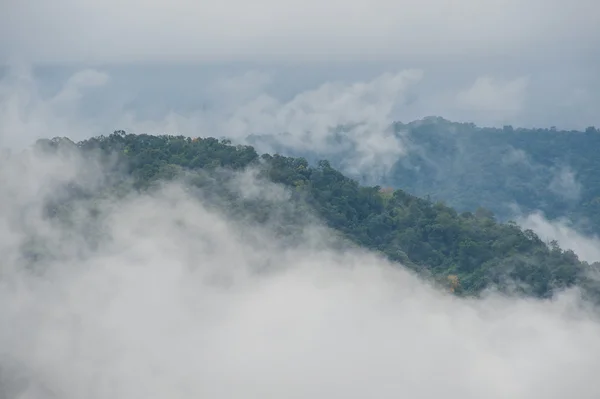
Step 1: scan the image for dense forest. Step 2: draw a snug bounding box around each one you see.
[32,131,600,301]
[248,117,600,235]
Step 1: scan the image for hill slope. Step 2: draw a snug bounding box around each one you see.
[34,131,600,299]
[248,118,600,235]
[388,118,600,232]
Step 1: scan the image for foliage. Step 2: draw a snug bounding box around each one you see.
[33,131,600,299]
[386,118,600,234]
[249,118,600,235]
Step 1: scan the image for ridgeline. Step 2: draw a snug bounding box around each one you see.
[34,131,600,300]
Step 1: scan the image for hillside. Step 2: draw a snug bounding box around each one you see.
[388,118,600,232]
[248,118,600,235]
[32,131,600,301]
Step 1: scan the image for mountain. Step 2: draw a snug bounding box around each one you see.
[31,131,600,300]
[248,117,600,235]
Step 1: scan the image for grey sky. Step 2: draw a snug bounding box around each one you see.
[1,0,598,64]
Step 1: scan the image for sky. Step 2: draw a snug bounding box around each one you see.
[0,0,599,144]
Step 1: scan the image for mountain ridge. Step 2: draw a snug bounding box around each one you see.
[246,117,600,235]
[30,131,600,301]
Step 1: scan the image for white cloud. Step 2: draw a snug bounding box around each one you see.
[0,64,110,148]
[93,68,425,179]
[549,166,582,201]
[455,76,530,119]
[0,66,417,173]
[518,212,600,264]
[0,64,597,184]
[51,69,110,105]
[1,144,600,398]
[502,147,531,166]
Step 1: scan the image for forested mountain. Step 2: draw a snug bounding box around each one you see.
[33,132,600,301]
[248,118,600,235]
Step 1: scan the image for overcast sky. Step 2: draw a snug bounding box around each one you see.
[1,0,599,64]
[0,0,599,144]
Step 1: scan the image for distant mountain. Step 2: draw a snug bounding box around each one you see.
[248,117,600,235]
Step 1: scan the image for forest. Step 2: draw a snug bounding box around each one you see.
[33,131,600,301]
[249,117,600,235]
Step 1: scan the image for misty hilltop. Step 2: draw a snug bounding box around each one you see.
[28,131,600,301]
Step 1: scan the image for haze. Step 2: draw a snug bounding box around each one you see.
[0,150,600,398]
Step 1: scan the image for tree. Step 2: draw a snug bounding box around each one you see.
[34,130,598,300]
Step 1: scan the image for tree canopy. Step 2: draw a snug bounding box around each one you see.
[32,130,600,300]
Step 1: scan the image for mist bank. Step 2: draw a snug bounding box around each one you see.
[1,130,600,398]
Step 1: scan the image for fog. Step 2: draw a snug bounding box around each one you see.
[2,63,599,174]
[518,212,600,264]
[0,134,599,399]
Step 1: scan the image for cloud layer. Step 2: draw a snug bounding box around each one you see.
[2,63,599,182]
[1,143,600,398]
[518,212,600,264]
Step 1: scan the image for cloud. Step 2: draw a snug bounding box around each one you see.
[1,0,599,64]
[501,147,531,166]
[455,76,530,123]
[216,69,423,177]
[51,69,110,105]
[0,64,598,186]
[68,67,424,179]
[549,166,582,202]
[1,136,600,398]
[0,63,110,148]
[3,62,599,191]
[0,65,420,181]
[517,211,600,264]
